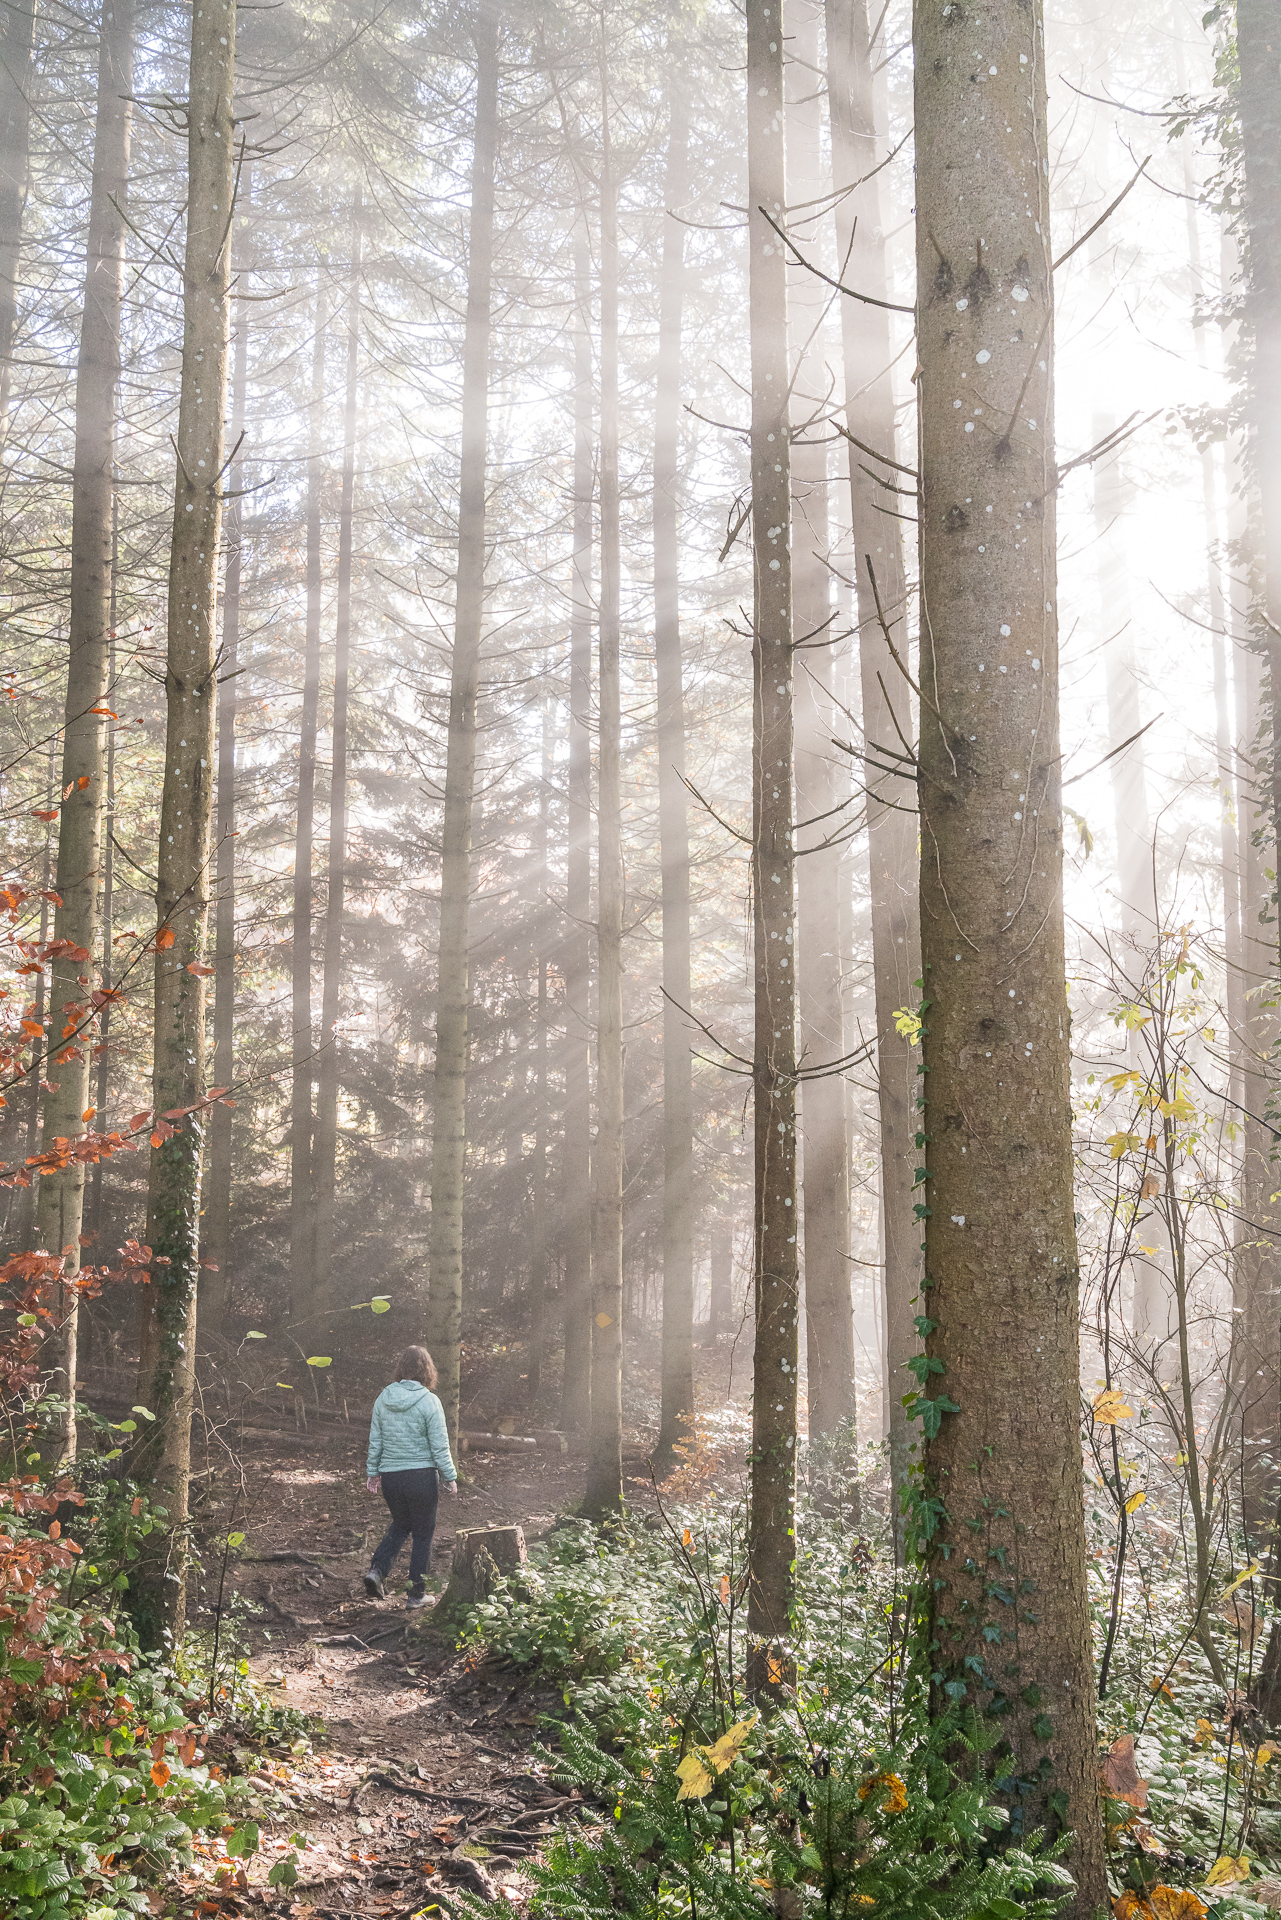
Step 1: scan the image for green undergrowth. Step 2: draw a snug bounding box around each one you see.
[0,1442,310,1920]
[454,1478,1076,1920]
[450,1452,1281,1920]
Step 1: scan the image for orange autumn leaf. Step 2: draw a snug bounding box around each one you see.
[150,1759,170,1788]
[857,1770,908,1813]
[1148,1889,1208,1920]
[155,928,175,950]
[1114,1894,1152,1920]
[719,1574,731,1606]
[186,961,214,976]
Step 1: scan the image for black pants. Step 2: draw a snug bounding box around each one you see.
[371,1467,439,1594]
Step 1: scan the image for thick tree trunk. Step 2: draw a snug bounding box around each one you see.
[87,577,116,1249]
[426,7,499,1446]
[912,0,1106,1894]
[1235,0,1281,1546]
[0,0,34,434]
[133,0,236,1651]
[314,199,362,1300]
[585,65,624,1520]
[35,0,134,1456]
[289,282,327,1312]
[825,0,921,1530]
[789,0,854,1446]
[653,64,695,1471]
[203,214,251,1330]
[745,0,798,1699]
[559,229,593,1435]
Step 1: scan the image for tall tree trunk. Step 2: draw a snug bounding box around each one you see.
[1235,0,1281,1547]
[289,280,327,1314]
[35,0,134,1457]
[87,548,117,1250]
[15,748,53,1251]
[559,228,594,1434]
[0,0,35,435]
[745,0,798,1699]
[652,60,695,1472]
[708,1218,732,1344]
[314,195,362,1301]
[528,700,551,1404]
[825,0,921,1532]
[133,0,235,1651]
[913,0,1106,1893]
[789,0,854,1445]
[426,6,499,1446]
[585,56,624,1519]
[203,207,251,1330]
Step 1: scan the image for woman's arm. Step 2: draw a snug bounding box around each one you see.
[424,1395,458,1484]
[366,1401,383,1479]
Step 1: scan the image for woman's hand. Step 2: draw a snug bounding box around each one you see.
[445,1480,459,1498]
[366,1475,381,1495]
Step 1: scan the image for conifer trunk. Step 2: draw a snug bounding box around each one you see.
[585,62,624,1518]
[289,283,326,1312]
[426,7,499,1445]
[314,200,362,1299]
[826,0,921,1520]
[1235,0,1281,1538]
[560,229,594,1434]
[204,223,250,1328]
[745,0,798,1697]
[912,0,1106,1890]
[0,0,35,434]
[653,64,695,1471]
[35,0,134,1454]
[528,702,551,1403]
[134,0,236,1650]
[790,0,853,1444]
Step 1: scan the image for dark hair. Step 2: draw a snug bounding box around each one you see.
[395,1345,438,1389]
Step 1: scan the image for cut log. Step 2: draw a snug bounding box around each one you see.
[459,1431,537,1454]
[531,1429,567,1455]
[437,1525,527,1615]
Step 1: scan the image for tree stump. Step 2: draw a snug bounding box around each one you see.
[437,1525,527,1615]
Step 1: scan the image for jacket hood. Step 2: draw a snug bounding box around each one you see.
[381,1380,431,1411]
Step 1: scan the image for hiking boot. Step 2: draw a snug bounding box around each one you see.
[363,1567,385,1599]
[406,1589,434,1611]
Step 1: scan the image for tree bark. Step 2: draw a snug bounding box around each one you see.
[825,0,921,1533]
[203,203,251,1331]
[912,0,1106,1892]
[133,0,236,1651]
[426,6,499,1446]
[559,227,594,1435]
[1235,0,1281,1546]
[34,0,134,1456]
[789,0,854,1446]
[745,0,798,1699]
[585,55,624,1519]
[0,0,35,435]
[652,61,695,1472]
[708,1218,733,1344]
[313,196,363,1301]
[289,279,327,1313]
[528,701,551,1404]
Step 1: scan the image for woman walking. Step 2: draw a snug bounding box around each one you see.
[364,1345,458,1608]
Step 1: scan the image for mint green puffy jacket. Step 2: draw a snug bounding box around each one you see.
[366,1380,458,1480]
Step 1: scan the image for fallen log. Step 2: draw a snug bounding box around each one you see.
[459,1432,537,1454]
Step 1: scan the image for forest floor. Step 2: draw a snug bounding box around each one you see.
[174,1334,761,1918]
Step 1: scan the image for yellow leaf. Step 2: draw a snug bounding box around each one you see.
[1192,1718,1216,1748]
[1223,1561,1261,1602]
[595,1312,614,1328]
[1259,1746,1274,1766]
[1107,1069,1142,1092]
[1093,1389,1135,1425]
[1125,1490,1146,1514]
[675,1752,713,1800]
[704,1714,758,1774]
[1204,1856,1250,1888]
[1157,1094,1196,1123]
[857,1770,908,1813]
[1107,1131,1145,1160]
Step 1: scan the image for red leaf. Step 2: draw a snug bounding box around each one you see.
[89,707,117,717]
[129,1111,151,1130]
[186,962,214,977]
[30,808,58,822]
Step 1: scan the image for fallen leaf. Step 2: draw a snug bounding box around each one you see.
[1204,1856,1250,1888]
[704,1714,758,1774]
[675,1751,712,1800]
[1101,1734,1149,1810]
[1149,1887,1208,1920]
[151,1759,170,1788]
